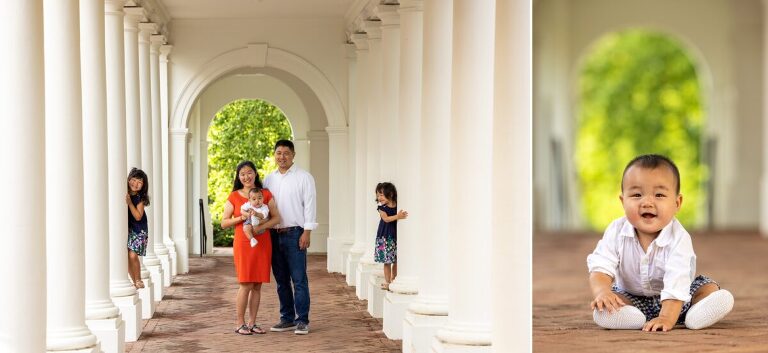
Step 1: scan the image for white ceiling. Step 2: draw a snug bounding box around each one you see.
[159,0,359,20]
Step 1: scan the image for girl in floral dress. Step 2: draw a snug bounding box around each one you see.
[126,168,150,289]
[374,182,408,290]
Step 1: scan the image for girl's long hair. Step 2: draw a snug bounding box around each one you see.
[127,167,150,206]
[233,161,263,191]
[375,182,397,204]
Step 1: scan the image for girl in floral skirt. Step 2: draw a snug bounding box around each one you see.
[126,168,150,289]
[374,182,408,291]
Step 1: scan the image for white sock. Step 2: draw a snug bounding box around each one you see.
[685,289,734,330]
[593,305,646,330]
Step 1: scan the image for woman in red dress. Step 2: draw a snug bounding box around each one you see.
[220,161,281,335]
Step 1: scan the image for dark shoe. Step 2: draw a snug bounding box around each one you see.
[234,324,252,335]
[294,322,309,335]
[270,321,297,332]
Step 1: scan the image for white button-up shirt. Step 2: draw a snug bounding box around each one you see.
[263,163,318,231]
[587,217,696,302]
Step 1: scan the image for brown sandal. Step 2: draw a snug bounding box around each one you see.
[250,324,266,334]
[235,324,252,335]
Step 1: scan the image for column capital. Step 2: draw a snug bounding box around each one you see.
[398,0,423,12]
[139,22,157,35]
[376,5,400,27]
[325,126,349,136]
[346,43,357,59]
[363,20,382,39]
[160,44,173,57]
[123,7,145,29]
[150,35,166,52]
[351,33,369,50]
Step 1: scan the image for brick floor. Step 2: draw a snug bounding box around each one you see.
[126,254,401,353]
[533,230,768,352]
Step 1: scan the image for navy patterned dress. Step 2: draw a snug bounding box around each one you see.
[127,194,148,256]
[374,204,397,264]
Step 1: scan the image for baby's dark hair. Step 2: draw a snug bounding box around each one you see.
[249,187,263,196]
[127,167,150,206]
[621,154,680,194]
[375,182,397,204]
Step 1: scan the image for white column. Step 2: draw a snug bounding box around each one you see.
[378,4,401,181]
[139,22,165,304]
[0,2,46,352]
[385,0,422,340]
[151,34,172,286]
[346,33,369,286]
[433,0,494,351]
[326,126,352,273]
[761,0,768,237]
[160,44,178,276]
[171,129,191,274]
[43,0,99,351]
[80,0,124,351]
[124,7,156,319]
[339,43,357,275]
[124,6,143,168]
[492,1,530,351]
[105,0,142,342]
[356,19,383,301]
[404,1,452,352]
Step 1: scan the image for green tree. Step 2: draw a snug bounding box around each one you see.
[207,99,292,245]
[576,30,706,230]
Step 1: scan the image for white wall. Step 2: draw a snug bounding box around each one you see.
[534,0,763,230]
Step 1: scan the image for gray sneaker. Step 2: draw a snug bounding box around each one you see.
[294,322,309,335]
[270,321,297,332]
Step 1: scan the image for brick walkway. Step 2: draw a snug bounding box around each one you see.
[533,230,768,352]
[126,253,401,353]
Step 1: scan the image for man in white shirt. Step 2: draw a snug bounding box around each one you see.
[264,140,317,335]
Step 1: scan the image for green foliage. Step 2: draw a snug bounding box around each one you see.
[207,99,293,239]
[212,219,234,247]
[576,30,706,230]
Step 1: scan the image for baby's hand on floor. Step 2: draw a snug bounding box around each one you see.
[642,316,675,332]
[590,290,625,313]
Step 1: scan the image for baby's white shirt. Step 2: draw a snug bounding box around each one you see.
[586,216,696,302]
[240,203,270,226]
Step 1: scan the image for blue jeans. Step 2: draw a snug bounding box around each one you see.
[271,227,310,324]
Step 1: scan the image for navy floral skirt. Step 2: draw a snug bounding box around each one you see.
[374,235,397,264]
[127,229,148,256]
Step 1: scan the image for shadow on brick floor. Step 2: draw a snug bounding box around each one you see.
[534,230,768,353]
[127,254,401,353]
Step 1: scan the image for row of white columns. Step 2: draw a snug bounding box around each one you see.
[2,1,182,352]
[331,1,529,352]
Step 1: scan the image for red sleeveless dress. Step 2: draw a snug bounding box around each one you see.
[228,189,273,283]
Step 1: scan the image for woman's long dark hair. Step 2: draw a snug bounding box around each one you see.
[127,167,150,206]
[233,161,263,191]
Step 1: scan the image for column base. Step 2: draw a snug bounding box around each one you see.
[432,322,492,353]
[345,249,364,286]
[111,293,142,342]
[431,341,491,353]
[355,260,379,300]
[165,240,178,276]
[46,326,98,353]
[86,315,124,353]
[367,271,386,318]
[138,279,156,319]
[340,244,353,275]
[403,309,447,353]
[147,263,165,301]
[326,237,353,273]
[174,237,189,274]
[156,251,172,286]
[47,343,101,353]
[383,290,417,339]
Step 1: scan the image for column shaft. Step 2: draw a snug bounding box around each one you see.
[378,5,401,181]
[124,8,142,169]
[152,35,172,287]
[435,0,495,349]
[105,0,142,341]
[44,0,98,350]
[404,1,452,350]
[493,0,531,351]
[0,1,46,351]
[139,22,164,303]
[171,129,190,274]
[160,45,178,276]
[761,0,768,237]
[326,126,351,273]
[347,34,370,286]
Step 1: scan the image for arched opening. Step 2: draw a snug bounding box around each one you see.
[207,99,293,246]
[575,29,707,230]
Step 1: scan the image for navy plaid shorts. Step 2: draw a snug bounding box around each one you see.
[612,275,718,324]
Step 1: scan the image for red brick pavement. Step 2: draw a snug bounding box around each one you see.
[126,254,401,353]
[534,230,768,352]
